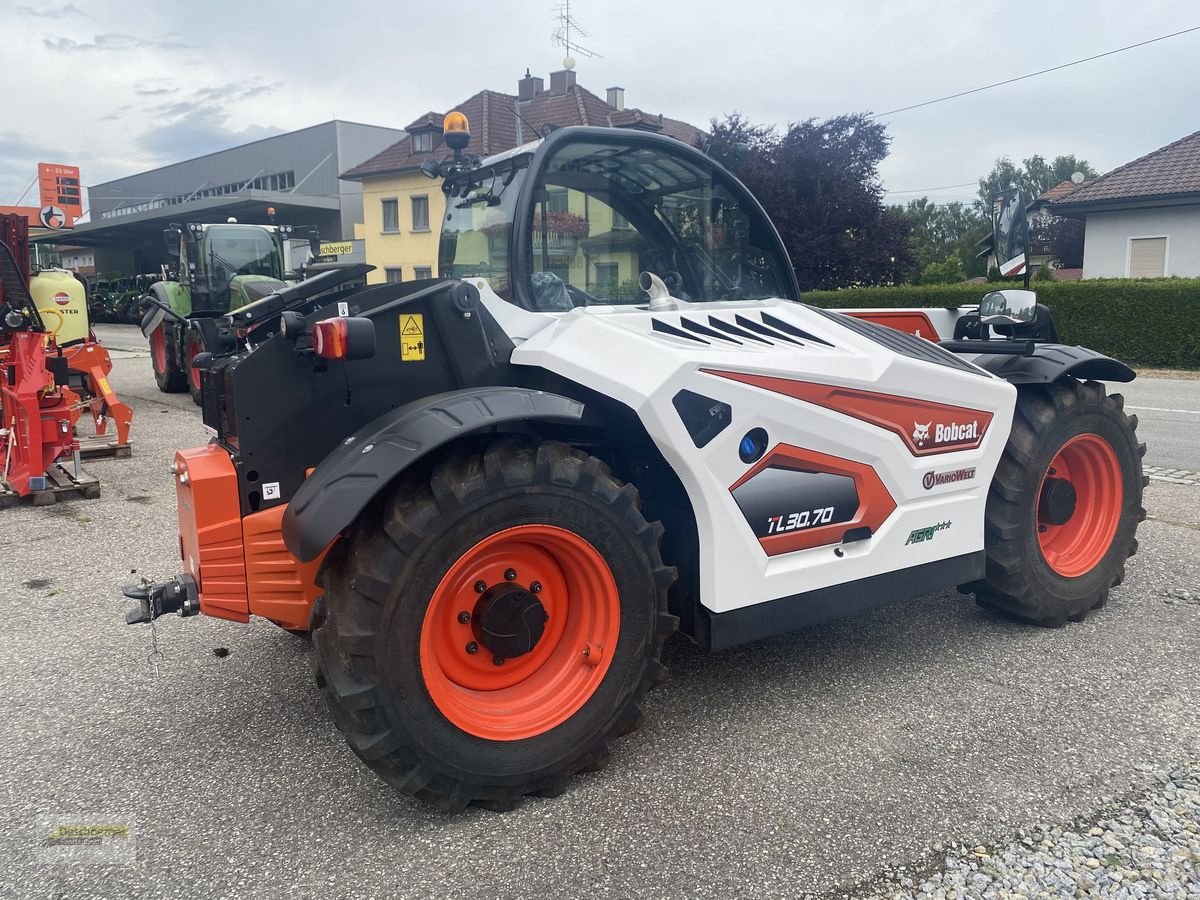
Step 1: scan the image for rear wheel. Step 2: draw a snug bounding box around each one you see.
[313,437,677,810]
[185,327,204,405]
[149,322,187,393]
[970,380,1146,626]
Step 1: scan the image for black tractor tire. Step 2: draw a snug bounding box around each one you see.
[184,325,205,406]
[969,380,1146,626]
[313,437,678,811]
[149,321,187,393]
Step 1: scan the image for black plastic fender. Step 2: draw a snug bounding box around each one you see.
[973,343,1135,385]
[281,387,586,562]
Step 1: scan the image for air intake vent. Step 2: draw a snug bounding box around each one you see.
[652,317,708,344]
[734,314,802,345]
[760,312,833,347]
[707,316,769,344]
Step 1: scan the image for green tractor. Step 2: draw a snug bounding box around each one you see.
[141,219,319,403]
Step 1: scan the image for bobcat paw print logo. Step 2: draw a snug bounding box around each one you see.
[912,421,932,448]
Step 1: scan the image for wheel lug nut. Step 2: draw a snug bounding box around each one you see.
[465,641,478,654]
[492,655,505,666]
[457,611,470,624]
[530,581,542,593]
[504,568,517,581]
[474,580,487,593]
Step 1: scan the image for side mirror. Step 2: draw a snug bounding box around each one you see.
[163,228,181,256]
[979,289,1037,326]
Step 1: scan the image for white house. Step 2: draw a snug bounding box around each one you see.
[1052,130,1200,279]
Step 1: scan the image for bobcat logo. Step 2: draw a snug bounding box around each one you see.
[912,421,932,447]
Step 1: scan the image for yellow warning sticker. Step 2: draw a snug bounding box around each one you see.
[400,314,425,361]
[97,376,112,396]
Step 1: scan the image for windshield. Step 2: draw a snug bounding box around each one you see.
[524,140,792,311]
[439,166,528,302]
[203,225,282,289]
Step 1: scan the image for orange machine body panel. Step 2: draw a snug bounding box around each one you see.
[242,504,329,630]
[175,444,328,629]
[62,340,132,446]
[843,310,939,341]
[176,445,249,622]
[705,370,993,457]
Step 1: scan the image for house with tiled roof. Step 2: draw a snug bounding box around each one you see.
[1052,130,1200,278]
[976,181,1083,273]
[340,69,705,284]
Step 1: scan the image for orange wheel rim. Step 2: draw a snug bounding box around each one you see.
[150,327,166,373]
[1037,434,1122,578]
[420,525,621,741]
[187,338,202,391]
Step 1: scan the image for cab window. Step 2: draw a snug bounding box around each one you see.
[525,140,792,310]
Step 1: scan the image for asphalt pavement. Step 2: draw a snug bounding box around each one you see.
[2,336,1198,899]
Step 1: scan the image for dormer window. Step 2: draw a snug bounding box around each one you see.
[412,131,433,153]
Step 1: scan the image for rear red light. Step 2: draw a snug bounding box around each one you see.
[310,316,376,361]
[312,318,350,359]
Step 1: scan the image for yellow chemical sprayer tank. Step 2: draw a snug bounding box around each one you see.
[29,269,89,345]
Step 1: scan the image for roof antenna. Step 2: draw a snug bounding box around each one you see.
[551,0,603,69]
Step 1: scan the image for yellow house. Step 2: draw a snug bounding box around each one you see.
[340,70,703,286]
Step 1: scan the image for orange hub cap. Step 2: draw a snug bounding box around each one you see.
[419,525,621,741]
[1037,434,1123,578]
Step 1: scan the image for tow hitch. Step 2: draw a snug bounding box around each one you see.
[121,574,200,625]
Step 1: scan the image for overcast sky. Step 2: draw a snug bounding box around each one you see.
[3,0,1198,216]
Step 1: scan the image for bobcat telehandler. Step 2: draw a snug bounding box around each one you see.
[124,114,1145,811]
[140,217,318,403]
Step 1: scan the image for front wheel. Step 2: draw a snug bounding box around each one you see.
[149,322,187,393]
[970,380,1146,626]
[314,438,678,810]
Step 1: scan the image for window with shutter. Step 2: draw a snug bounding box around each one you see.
[1129,237,1167,278]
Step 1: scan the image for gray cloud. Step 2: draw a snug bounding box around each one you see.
[0,132,68,204]
[136,82,283,160]
[16,4,87,16]
[43,32,192,52]
[98,105,134,122]
[134,84,178,97]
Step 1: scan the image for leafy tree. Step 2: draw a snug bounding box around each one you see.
[898,197,989,281]
[917,256,967,284]
[706,113,913,290]
[976,154,1098,211]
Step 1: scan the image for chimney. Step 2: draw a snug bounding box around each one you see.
[606,86,625,111]
[548,69,577,96]
[518,68,543,102]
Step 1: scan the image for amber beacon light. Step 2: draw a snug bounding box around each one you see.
[443,112,471,152]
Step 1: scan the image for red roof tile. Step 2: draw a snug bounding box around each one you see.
[341,80,705,180]
[1035,180,1079,203]
[1052,130,1200,208]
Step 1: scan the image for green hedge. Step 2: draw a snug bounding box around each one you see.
[802,280,1200,369]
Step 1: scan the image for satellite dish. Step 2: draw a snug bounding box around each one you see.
[1070,171,1085,185]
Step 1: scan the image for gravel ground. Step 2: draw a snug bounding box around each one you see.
[856,759,1200,899]
[2,340,1200,899]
